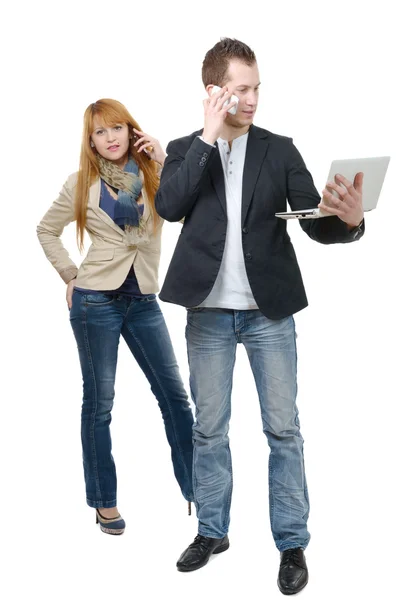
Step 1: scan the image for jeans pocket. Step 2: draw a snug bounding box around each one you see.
[69,289,83,320]
[83,293,115,306]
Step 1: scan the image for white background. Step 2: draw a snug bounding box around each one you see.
[2,0,399,598]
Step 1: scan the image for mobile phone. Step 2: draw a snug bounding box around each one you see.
[211,85,239,115]
[131,128,151,159]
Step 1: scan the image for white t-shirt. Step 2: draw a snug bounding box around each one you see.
[199,133,258,310]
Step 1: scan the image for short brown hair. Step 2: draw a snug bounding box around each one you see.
[202,38,256,87]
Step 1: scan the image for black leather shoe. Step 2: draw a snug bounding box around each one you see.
[278,548,308,595]
[177,534,230,572]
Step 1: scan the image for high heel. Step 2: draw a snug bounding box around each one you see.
[95,509,126,535]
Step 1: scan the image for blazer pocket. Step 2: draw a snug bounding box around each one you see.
[85,248,115,262]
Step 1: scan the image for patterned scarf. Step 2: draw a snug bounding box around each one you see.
[97,155,148,244]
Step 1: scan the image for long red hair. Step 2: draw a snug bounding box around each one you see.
[75,98,160,250]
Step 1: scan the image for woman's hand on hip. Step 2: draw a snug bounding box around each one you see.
[66,279,76,310]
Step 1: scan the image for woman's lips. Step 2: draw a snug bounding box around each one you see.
[108,145,119,151]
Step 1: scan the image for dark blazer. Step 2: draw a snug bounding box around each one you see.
[155,125,365,319]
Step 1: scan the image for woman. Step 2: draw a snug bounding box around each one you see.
[37,99,194,535]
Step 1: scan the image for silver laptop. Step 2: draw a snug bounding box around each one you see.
[275,156,391,220]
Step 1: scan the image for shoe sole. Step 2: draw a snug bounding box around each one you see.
[277,577,308,595]
[99,525,125,535]
[177,541,230,572]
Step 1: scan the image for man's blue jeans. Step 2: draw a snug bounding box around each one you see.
[69,291,194,507]
[186,308,310,552]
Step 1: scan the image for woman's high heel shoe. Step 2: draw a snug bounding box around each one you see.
[95,509,126,535]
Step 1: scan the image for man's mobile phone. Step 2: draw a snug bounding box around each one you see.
[211,85,239,115]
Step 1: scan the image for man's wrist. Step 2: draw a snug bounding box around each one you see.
[200,133,217,146]
[346,218,364,230]
[346,217,364,239]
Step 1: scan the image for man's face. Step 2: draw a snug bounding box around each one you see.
[223,59,260,127]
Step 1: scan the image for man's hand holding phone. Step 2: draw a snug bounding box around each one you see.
[202,86,238,146]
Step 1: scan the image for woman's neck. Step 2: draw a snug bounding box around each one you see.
[112,152,129,170]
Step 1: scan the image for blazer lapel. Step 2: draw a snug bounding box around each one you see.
[241,126,269,226]
[89,179,124,237]
[208,143,227,216]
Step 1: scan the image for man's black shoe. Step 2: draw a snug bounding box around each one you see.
[278,547,308,595]
[177,534,230,572]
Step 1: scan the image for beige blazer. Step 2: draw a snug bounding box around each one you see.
[37,172,163,293]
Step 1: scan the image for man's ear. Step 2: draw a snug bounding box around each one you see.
[205,84,216,98]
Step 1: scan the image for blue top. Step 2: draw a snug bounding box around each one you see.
[75,179,151,297]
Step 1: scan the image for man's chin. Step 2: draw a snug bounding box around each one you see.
[226,113,255,128]
[230,117,254,128]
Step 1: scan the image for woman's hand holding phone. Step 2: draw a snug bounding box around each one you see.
[133,129,166,166]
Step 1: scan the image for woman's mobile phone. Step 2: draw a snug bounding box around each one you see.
[211,85,239,115]
[132,129,151,159]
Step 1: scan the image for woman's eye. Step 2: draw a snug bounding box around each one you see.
[114,125,122,131]
[95,130,104,135]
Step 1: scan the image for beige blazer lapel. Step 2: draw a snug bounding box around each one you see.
[139,170,151,225]
[89,178,126,239]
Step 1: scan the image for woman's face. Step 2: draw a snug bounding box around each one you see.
[91,117,131,163]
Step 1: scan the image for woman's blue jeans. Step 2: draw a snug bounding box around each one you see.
[69,291,194,508]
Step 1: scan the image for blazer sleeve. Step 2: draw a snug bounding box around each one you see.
[286,141,365,244]
[37,174,79,283]
[155,136,217,222]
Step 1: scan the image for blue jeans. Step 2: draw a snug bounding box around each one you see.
[186,308,310,552]
[69,291,194,507]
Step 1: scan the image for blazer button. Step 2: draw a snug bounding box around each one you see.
[202,152,208,158]
[242,227,248,234]
[245,253,252,260]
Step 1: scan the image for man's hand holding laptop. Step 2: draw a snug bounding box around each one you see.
[319,172,364,229]
[275,156,389,222]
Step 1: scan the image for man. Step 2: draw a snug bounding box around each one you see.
[155,38,364,595]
